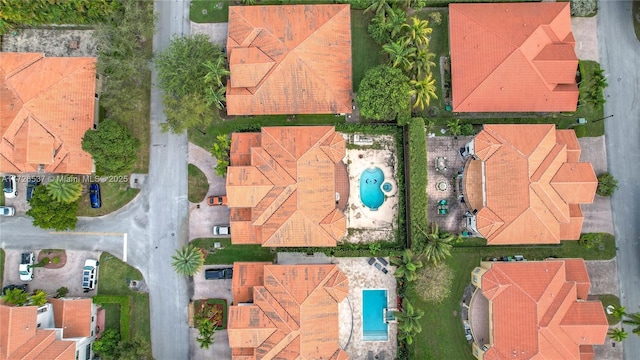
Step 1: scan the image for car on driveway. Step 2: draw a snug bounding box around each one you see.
[19,252,35,281]
[89,183,101,209]
[0,206,15,216]
[3,175,17,199]
[82,259,99,290]
[26,178,41,201]
[2,284,28,295]
[205,268,233,279]
[212,225,230,236]
[207,195,227,206]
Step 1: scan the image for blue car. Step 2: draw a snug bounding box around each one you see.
[89,183,101,209]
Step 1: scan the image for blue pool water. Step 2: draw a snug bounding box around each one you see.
[362,289,389,341]
[360,167,385,210]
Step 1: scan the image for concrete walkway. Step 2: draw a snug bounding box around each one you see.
[187,142,229,241]
[190,22,228,48]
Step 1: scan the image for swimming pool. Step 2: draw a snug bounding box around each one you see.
[362,289,388,341]
[360,167,385,210]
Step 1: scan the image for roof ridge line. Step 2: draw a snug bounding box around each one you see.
[260,268,300,330]
[6,53,44,78]
[27,59,94,108]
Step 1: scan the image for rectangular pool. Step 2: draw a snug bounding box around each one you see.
[362,289,388,341]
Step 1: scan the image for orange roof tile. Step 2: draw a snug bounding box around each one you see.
[228,263,348,360]
[226,5,353,115]
[227,126,346,247]
[49,298,93,338]
[449,3,579,112]
[465,125,596,245]
[0,52,96,174]
[480,260,608,360]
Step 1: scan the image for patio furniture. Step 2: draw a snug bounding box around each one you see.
[368,257,376,265]
[377,257,389,266]
[435,156,447,171]
[375,263,382,270]
[382,268,388,274]
[438,199,449,215]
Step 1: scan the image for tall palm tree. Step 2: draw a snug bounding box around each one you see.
[394,299,424,344]
[623,312,640,335]
[382,41,416,72]
[411,48,436,79]
[2,288,28,306]
[364,0,391,17]
[171,245,204,276]
[390,249,423,282]
[401,17,433,47]
[387,8,407,41]
[409,73,438,110]
[203,57,230,88]
[611,306,627,320]
[420,222,455,264]
[46,176,82,204]
[608,328,628,342]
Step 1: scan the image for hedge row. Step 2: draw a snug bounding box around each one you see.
[407,118,429,247]
[93,295,132,341]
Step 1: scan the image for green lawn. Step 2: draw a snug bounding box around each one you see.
[0,190,4,206]
[188,114,341,150]
[97,253,151,342]
[100,303,122,332]
[424,0,534,5]
[598,294,621,325]
[77,181,140,217]
[415,9,449,111]
[190,0,230,23]
[351,10,384,92]
[191,238,274,264]
[0,249,5,286]
[188,164,209,203]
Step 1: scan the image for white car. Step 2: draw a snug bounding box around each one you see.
[19,252,35,281]
[3,175,17,199]
[212,225,230,236]
[82,259,99,290]
[0,206,15,216]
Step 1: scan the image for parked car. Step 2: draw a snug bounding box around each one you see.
[19,252,35,281]
[89,183,101,209]
[205,268,233,280]
[207,195,228,206]
[2,284,28,296]
[3,175,17,199]
[26,178,41,201]
[82,259,100,290]
[212,225,230,236]
[0,206,15,216]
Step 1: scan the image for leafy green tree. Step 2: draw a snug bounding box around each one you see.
[446,119,463,137]
[390,249,423,282]
[1,288,28,306]
[82,120,141,175]
[171,245,204,276]
[597,173,618,196]
[367,8,406,45]
[211,134,231,176]
[30,290,47,307]
[394,299,424,345]
[612,306,627,320]
[382,41,416,72]
[401,17,432,47]
[161,93,217,134]
[409,73,438,110]
[205,86,227,110]
[93,329,120,357]
[357,65,411,121]
[203,57,230,88]
[46,177,82,204]
[97,336,153,360]
[609,328,628,341]
[364,0,391,17]
[623,312,640,335]
[410,48,436,80]
[27,186,78,231]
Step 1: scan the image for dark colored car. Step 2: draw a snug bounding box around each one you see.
[205,268,233,280]
[26,178,41,201]
[89,183,101,209]
[1,284,28,296]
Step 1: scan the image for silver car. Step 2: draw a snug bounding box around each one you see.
[3,175,17,199]
[0,206,15,216]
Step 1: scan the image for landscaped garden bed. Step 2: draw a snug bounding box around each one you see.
[36,249,67,269]
[193,299,227,329]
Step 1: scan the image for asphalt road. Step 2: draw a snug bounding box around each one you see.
[597,1,640,357]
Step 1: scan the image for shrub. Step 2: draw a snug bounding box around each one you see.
[574,125,587,138]
[428,12,442,25]
[52,256,60,264]
[579,233,602,249]
[41,257,50,265]
[415,263,453,303]
[446,119,462,136]
[55,287,69,298]
[93,296,132,341]
[93,329,121,357]
[357,65,411,121]
[82,120,141,175]
[460,123,474,136]
[407,118,428,245]
[570,0,597,17]
[597,173,618,196]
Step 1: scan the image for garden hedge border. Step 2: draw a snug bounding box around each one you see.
[93,295,132,341]
[406,118,429,247]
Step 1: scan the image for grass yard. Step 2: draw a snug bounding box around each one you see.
[598,294,622,325]
[190,0,230,23]
[424,0,533,5]
[188,114,341,150]
[188,164,209,203]
[0,249,4,286]
[191,238,274,264]
[0,191,4,206]
[415,9,449,111]
[100,303,122,332]
[77,181,140,217]
[351,10,384,92]
[97,253,151,342]
[118,69,151,174]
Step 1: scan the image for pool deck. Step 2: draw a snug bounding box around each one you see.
[335,257,398,360]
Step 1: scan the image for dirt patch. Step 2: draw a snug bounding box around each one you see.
[37,250,67,269]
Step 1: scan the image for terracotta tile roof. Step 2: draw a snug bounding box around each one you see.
[227,126,346,247]
[228,263,349,360]
[226,5,353,115]
[449,3,579,112]
[0,305,76,360]
[480,260,608,360]
[49,298,93,338]
[466,125,596,245]
[0,52,96,174]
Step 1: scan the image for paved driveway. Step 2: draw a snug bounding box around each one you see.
[571,16,599,62]
[2,249,101,297]
[585,259,619,296]
[578,136,614,234]
[190,22,228,48]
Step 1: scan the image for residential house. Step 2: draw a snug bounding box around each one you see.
[226,126,348,247]
[226,5,353,115]
[469,259,608,360]
[462,124,597,245]
[0,52,97,174]
[228,262,349,359]
[449,3,579,112]
[0,298,98,360]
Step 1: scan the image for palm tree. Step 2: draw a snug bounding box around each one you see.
[421,222,456,265]
[206,86,227,110]
[623,312,640,335]
[171,245,204,276]
[2,288,28,306]
[195,318,216,349]
[382,41,416,72]
[387,8,407,41]
[401,17,433,47]
[390,249,423,282]
[364,0,391,17]
[203,57,230,88]
[608,328,628,342]
[46,176,82,203]
[394,299,424,344]
[30,290,47,307]
[611,306,627,320]
[409,73,438,110]
[411,48,436,79]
